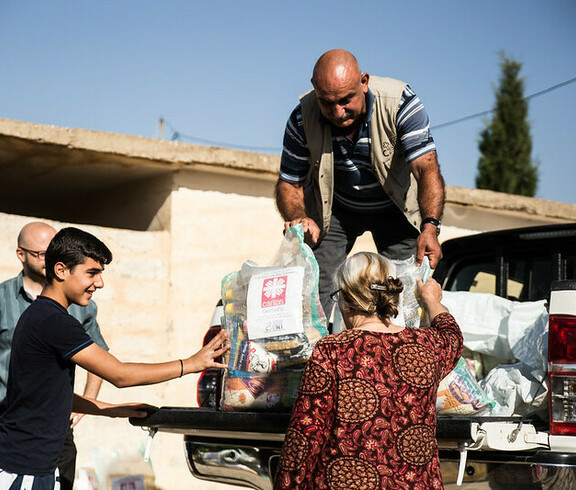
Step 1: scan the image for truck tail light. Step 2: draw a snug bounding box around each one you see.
[197,303,224,408]
[548,281,576,436]
[197,369,220,408]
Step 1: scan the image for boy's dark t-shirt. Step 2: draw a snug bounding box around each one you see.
[0,296,93,475]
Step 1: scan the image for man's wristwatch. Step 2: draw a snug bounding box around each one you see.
[420,217,441,235]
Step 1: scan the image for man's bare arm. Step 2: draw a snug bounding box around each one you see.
[275,179,321,243]
[409,150,445,268]
[70,372,104,428]
[82,372,103,399]
[72,394,155,419]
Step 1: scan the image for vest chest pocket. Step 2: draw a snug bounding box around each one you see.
[381,141,392,157]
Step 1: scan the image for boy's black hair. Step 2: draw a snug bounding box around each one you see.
[45,227,113,283]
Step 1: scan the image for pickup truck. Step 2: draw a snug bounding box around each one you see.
[132,222,576,489]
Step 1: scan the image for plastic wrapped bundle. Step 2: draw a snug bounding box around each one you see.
[220,225,328,411]
[390,255,431,328]
[436,357,498,415]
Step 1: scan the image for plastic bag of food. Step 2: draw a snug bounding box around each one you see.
[441,291,548,367]
[436,357,499,415]
[391,255,431,328]
[220,225,328,411]
[441,291,549,416]
[219,370,304,411]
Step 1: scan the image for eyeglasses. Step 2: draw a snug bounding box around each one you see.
[329,289,342,302]
[19,247,47,260]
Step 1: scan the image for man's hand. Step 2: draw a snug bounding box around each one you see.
[416,226,442,268]
[100,402,158,419]
[283,217,321,244]
[73,394,157,418]
[275,180,321,243]
[71,371,104,428]
[69,412,85,429]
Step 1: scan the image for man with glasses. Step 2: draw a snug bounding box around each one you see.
[0,221,109,490]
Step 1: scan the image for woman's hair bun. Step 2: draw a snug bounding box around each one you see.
[334,252,403,320]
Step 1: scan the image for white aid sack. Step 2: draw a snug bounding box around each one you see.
[480,363,548,416]
[441,291,549,416]
[441,291,548,364]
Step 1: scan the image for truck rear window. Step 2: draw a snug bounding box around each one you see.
[447,261,497,295]
[445,249,575,302]
[506,253,552,301]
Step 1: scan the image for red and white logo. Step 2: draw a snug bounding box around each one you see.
[261,275,287,308]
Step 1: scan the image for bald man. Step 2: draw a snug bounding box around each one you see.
[276,49,445,317]
[0,222,109,490]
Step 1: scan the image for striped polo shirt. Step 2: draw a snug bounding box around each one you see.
[279,86,436,212]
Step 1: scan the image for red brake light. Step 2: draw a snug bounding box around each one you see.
[196,325,222,408]
[197,304,224,408]
[549,315,576,363]
[197,370,220,408]
[548,313,576,435]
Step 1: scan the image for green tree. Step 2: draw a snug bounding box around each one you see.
[476,53,539,196]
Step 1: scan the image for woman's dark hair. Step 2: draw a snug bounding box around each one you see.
[45,227,112,282]
[333,252,403,320]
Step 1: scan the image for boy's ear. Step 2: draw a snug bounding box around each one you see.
[53,262,68,281]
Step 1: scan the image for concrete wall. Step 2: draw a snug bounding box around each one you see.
[0,187,530,490]
[1,119,575,489]
[0,188,476,490]
[0,183,287,489]
[0,212,178,488]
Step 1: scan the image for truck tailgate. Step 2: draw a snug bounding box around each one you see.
[130,407,530,444]
[131,407,291,440]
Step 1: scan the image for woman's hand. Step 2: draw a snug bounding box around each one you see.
[417,278,447,319]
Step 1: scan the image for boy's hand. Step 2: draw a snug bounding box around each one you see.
[185,329,230,374]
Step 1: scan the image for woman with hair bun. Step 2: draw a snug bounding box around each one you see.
[274,252,463,490]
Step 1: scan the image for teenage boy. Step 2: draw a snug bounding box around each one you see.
[0,227,228,489]
[0,221,110,490]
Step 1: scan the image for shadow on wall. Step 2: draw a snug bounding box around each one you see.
[0,134,277,232]
[0,173,174,232]
[0,167,278,232]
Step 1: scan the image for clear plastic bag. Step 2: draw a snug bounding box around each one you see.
[220,225,328,411]
[390,255,431,328]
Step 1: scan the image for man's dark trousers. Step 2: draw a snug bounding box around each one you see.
[313,203,419,320]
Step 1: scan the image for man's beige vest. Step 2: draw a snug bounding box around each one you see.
[299,76,421,239]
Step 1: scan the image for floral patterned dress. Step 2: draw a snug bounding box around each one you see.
[274,312,463,490]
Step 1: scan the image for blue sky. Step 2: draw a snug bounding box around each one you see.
[1,1,574,204]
